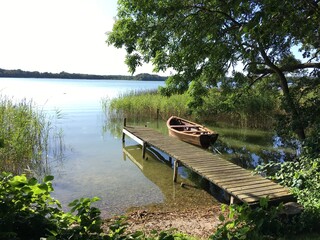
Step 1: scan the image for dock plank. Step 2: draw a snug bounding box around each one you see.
[123,126,294,205]
[227,182,278,191]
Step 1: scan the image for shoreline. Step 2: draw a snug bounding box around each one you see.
[104,204,222,239]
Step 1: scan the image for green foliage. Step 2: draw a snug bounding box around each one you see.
[211,200,290,240]
[0,172,61,239]
[255,126,320,232]
[66,197,104,239]
[105,216,132,239]
[105,90,192,121]
[0,96,45,174]
[276,76,320,141]
[198,81,278,128]
[0,172,107,240]
[258,159,319,224]
[147,230,197,240]
[0,95,63,177]
[108,0,320,140]
[106,85,279,129]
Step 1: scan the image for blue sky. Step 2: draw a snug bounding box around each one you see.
[0,0,160,75]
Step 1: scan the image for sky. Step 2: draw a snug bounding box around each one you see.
[0,0,161,76]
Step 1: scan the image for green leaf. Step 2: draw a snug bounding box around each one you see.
[259,197,269,208]
[28,177,38,186]
[91,196,101,203]
[38,183,49,191]
[10,175,27,186]
[68,199,79,207]
[44,175,54,182]
[227,222,235,229]
[219,214,225,222]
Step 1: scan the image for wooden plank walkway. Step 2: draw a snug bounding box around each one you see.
[122,125,294,205]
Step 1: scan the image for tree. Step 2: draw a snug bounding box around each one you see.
[107,0,320,140]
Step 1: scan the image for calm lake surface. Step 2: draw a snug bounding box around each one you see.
[0,78,218,217]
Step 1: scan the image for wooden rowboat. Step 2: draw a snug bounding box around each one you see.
[166,116,218,148]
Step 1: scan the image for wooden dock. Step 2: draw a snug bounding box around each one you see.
[122,125,294,205]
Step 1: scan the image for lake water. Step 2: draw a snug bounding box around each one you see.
[0,78,217,217]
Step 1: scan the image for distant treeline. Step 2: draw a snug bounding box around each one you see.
[0,68,167,81]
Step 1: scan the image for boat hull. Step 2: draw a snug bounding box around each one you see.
[167,116,218,148]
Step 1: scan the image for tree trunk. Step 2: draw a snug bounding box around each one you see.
[259,46,306,140]
[275,71,306,140]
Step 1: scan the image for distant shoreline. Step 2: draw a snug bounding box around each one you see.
[0,68,167,81]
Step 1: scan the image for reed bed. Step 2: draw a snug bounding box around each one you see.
[103,90,192,122]
[0,95,63,176]
[103,88,278,130]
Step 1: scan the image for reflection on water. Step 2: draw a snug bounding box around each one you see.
[213,140,296,169]
[122,144,217,212]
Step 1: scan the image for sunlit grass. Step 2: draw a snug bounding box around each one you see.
[102,90,192,122]
[0,94,63,177]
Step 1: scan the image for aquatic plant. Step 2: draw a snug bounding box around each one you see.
[0,95,63,177]
[103,89,192,122]
[104,86,279,130]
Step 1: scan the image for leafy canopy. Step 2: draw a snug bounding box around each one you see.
[107,0,320,86]
[107,0,320,139]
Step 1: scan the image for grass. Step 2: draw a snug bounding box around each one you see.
[103,90,192,122]
[103,89,278,131]
[0,94,63,177]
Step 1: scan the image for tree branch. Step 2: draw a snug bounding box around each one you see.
[308,49,320,62]
[188,4,242,27]
[252,62,320,74]
[248,73,270,88]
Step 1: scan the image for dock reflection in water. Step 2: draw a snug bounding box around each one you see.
[122,144,217,212]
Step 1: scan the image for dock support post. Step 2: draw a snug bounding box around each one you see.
[230,196,235,205]
[173,160,179,182]
[142,142,147,159]
[122,118,127,143]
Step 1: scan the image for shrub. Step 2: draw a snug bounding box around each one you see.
[211,199,288,240]
[255,125,320,233]
[0,172,104,240]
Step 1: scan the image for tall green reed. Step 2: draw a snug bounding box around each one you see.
[0,95,64,177]
[102,89,191,122]
[103,88,278,130]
